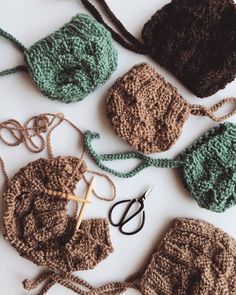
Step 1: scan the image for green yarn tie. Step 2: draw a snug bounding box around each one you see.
[84,131,183,178]
[84,123,236,213]
[0,65,28,77]
[0,28,27,77]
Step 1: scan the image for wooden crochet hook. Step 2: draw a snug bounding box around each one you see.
[76,176,95,230]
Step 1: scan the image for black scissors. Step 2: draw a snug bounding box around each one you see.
[108,187,153,235]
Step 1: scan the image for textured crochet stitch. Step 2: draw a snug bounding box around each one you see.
[84,122,236,212]
[0,14,118,103]
[106,63,236,154]
[136,218,236,294]
[142,0,236,98]
[3,157,113,273]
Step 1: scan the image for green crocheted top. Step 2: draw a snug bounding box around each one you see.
[84,123,236,213]
[0,14,118,103]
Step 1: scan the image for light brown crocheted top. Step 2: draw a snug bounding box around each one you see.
[106,63,236,154]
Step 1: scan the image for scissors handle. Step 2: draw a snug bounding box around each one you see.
[108,199,145,235]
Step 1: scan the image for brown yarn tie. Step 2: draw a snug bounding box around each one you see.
[23,270,137,295]
[190,97,236,122]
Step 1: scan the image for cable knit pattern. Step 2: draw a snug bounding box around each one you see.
[106,63,236,154]
[142,0,236,98]
[24,13,117,103]
[84,123,236,212]
[3,156,113,273]
[138,218,236,295]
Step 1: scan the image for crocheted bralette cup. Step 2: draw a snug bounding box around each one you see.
[0,113,116,295]
[62,218,236,295]
[106,63,236,154]
[0,13,117,103]
[84,122,236,213]
[80,0,236,98]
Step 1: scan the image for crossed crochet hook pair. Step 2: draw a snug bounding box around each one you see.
[45,176,95,230]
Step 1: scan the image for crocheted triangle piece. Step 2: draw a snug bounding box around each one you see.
[105,63,236,154]
[179,122,236,212]
[0,13,118,103]
[142,0,236,97]
[3,156,114,273]
[106,63,190,154]
[139,218,236,294]
[25,14,118,103]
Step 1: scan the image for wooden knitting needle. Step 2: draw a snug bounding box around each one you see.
[76,176,95,230]
[46,189,91,204]
[67,194,92,204]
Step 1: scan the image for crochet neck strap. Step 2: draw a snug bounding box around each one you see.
[84,131,183,178]
[0,113,116,201]
[189,97,236,122]
[0,27,28,77]
[80,0,148,54]
[23,269,139,295]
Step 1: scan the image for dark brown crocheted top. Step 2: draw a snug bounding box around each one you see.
[81,0,236,98]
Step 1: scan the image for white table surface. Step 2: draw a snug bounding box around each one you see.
[1,1,236,294]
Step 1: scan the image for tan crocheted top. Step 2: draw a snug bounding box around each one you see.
[3,156,113,273]
[106,63,236,154]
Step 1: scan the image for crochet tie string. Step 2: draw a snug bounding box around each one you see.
[80,0,148,54]
[23,270,136,295]
[84,131,182,178]
[0,27,27,77]
[190,97,236,122]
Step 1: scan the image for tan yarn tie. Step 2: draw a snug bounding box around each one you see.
[0,113,116,201]
[0,157,9,189]
[23,270,139,295]
[190,97,236,122]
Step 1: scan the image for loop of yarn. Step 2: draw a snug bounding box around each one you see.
[0,28,28,77]
[190,98,236,122]
[0,113,64,154]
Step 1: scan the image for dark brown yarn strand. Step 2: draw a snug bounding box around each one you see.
[80,0,148,54]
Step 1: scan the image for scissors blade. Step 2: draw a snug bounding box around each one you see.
[145,186,154,197]
[139,186,154,201]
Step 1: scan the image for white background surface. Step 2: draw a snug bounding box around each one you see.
[1,1,236,294]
